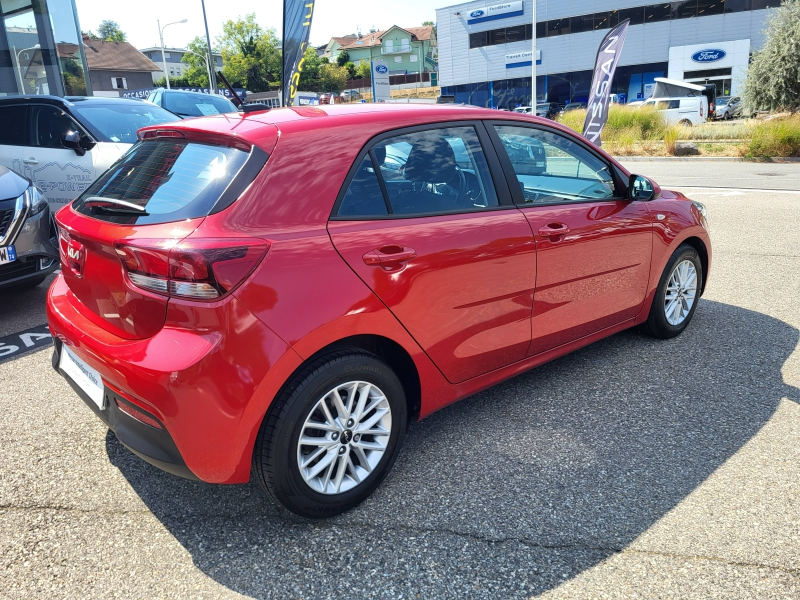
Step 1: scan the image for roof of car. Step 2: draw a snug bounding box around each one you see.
[0,95,148,107]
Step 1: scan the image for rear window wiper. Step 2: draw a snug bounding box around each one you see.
[84,197,150,216]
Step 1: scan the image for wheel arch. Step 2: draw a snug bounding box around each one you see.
[682,236,709,295]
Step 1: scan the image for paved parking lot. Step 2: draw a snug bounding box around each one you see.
[1,160,799,598]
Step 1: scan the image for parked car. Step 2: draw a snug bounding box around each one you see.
[535,103,561,119]
[640,95,708,126]
[0,166,58,290]
[714,96,742,120]
[318,92,340,105]
[341,90,363,102]
[48,104,711,518]
[560,102,587,115]
[0,96,180,211]
[513,106,532,114]
[146,89,238,118]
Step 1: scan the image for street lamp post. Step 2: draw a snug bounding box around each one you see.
[200,0,217,94]
[185,48,213,92]
[157,18,187,90]
[13,44,40,94]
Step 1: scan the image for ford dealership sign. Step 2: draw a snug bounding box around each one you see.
[691,49,726,63]
[375,64,389,74]
[467,1,523,24]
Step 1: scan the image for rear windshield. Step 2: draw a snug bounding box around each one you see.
[72,140,252,225]
[164,93,237,117]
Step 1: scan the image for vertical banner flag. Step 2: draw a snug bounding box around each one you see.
[582,19,630,146]
[283,0,315,107]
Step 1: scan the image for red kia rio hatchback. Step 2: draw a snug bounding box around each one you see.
[48,104,711,517]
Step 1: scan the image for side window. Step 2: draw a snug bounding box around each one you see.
[338,155,389,217]
[374,126,499,216]
[0,106,27,146]
[493,125,617,204]
[32,106,87,150]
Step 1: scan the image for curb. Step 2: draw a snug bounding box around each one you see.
[614,156,800,163]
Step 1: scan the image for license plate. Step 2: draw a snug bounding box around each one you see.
[0,245,16,265]
[60,345,105,410]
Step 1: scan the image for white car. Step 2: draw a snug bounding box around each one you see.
[0,96,180,211]
[639,95,709,127]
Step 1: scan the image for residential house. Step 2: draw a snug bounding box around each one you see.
[82,38,161,96]
[317,35,358,59]
[139,47,224,84]
[331,26,437,76]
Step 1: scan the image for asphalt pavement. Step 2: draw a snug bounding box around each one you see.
[1,161,799,598]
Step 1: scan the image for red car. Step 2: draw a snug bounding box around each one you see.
[48,105,711,518]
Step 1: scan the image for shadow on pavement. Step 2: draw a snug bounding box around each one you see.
[106,300,799,599]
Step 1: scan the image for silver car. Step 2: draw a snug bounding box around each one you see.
[715,96,742,120]
[0,166,58,291]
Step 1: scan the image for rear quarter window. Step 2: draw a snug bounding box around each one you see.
[72,140,263,225]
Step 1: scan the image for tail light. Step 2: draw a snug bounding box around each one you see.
[114,238,269,301]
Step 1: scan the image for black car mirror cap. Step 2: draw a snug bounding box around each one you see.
[628,174,655,201]
[62,130,86,156]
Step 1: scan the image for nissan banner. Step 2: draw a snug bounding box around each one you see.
[283,0,315,107]
[582,19,630,146]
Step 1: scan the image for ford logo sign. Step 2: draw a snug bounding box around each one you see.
[470,9,484,17]
[691,49,726,63]
[375,64,388,74]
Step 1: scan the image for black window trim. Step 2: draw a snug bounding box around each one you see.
[329,120,516,221]
[0,104,30,147]
[484,120,633,208]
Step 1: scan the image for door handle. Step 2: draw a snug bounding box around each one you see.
[538,223,570,238]
[23,158,38,164]
[363,245,417,267]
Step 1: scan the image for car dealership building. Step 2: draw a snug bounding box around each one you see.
[435,0,779,109]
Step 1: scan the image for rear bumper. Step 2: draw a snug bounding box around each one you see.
[51,337,197,480]
[47,273,302,484]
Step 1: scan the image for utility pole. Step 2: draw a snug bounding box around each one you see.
[201,0,218,94]
[158,19,187,90]
[531,0,537,106]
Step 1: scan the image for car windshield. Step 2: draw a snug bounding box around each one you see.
[71,103,179,144]
[163,92,237,117]
[717,97,730,106]
[537,104,549,109]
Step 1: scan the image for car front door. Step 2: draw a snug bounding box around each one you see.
[489,122,653,356]
[0,104,27,176]
[23,104,97,211]
[329,123,537,384]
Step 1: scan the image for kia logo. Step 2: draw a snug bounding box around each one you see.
[470,9,484,17]
[375,65,388,74]
[67,240,85,278]
[691,49,726,63]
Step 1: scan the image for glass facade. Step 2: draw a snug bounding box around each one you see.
[0,0,89,97]
[442,63,669,108]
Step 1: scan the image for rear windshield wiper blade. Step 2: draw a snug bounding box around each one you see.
[84,197,149,215]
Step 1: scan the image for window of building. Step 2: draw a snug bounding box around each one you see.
[410,54,418,62]
[646,3,673,22]
[618,6,646,25]
[672,0,698,18]
[548,18,570,36]
[724,0,749,11]
[164,52,171,59]
[505,25,526,42]
[696,0,725,16]
[111,77,128,90]
[593,11,618,29]
[751,0,782,8]
[570,14,595,34]
[469,31,488,48]
[488,28,507,44]
[394,56,402,63]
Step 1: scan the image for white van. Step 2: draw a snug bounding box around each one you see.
[640,96,708,126]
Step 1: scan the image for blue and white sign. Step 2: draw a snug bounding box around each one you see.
[123,87,247,100]
[691,49,727,63]
[372,59,391,102]
[505,50,542,69]
[467,1,523,24]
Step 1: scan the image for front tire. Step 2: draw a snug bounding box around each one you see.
[253,350,407,518]
[641,244,703,339]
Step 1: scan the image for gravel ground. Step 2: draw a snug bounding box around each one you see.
[1,162,798,598]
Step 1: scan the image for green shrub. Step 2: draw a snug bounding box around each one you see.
[663,126,680,155]
[556,108,585,133]
[747,116,800,158]
[557,105,665,143]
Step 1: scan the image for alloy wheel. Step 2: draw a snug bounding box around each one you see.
[297,381,392,495]
[664,259,698,326]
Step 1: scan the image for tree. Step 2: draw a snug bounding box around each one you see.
[422,20,435,26]
[336,50,350,67]
[319,63,348,93]
[355,61,371,79]
[743,0,800,112]
[344,61,357,80]
[181,36,215,87]
[216,14,281,92]
[97,20,126,42]
[298,46,323,90]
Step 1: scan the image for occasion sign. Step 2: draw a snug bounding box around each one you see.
[467,1,523,24]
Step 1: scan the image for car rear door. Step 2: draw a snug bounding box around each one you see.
[328,122,536,384]
[488,121,652,356]
[0,104,27,177]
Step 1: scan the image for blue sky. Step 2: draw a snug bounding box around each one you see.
[74,0,439,49]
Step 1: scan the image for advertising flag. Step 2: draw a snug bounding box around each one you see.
[283,0,315,107]
[582,19,630,146]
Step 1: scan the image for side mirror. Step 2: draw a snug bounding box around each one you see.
[62,130,86,156]
[628,174,655,201]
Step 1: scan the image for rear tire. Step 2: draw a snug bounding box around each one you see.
[678,119,693,127]
[641,244,703,339]
[253,350,407,518]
